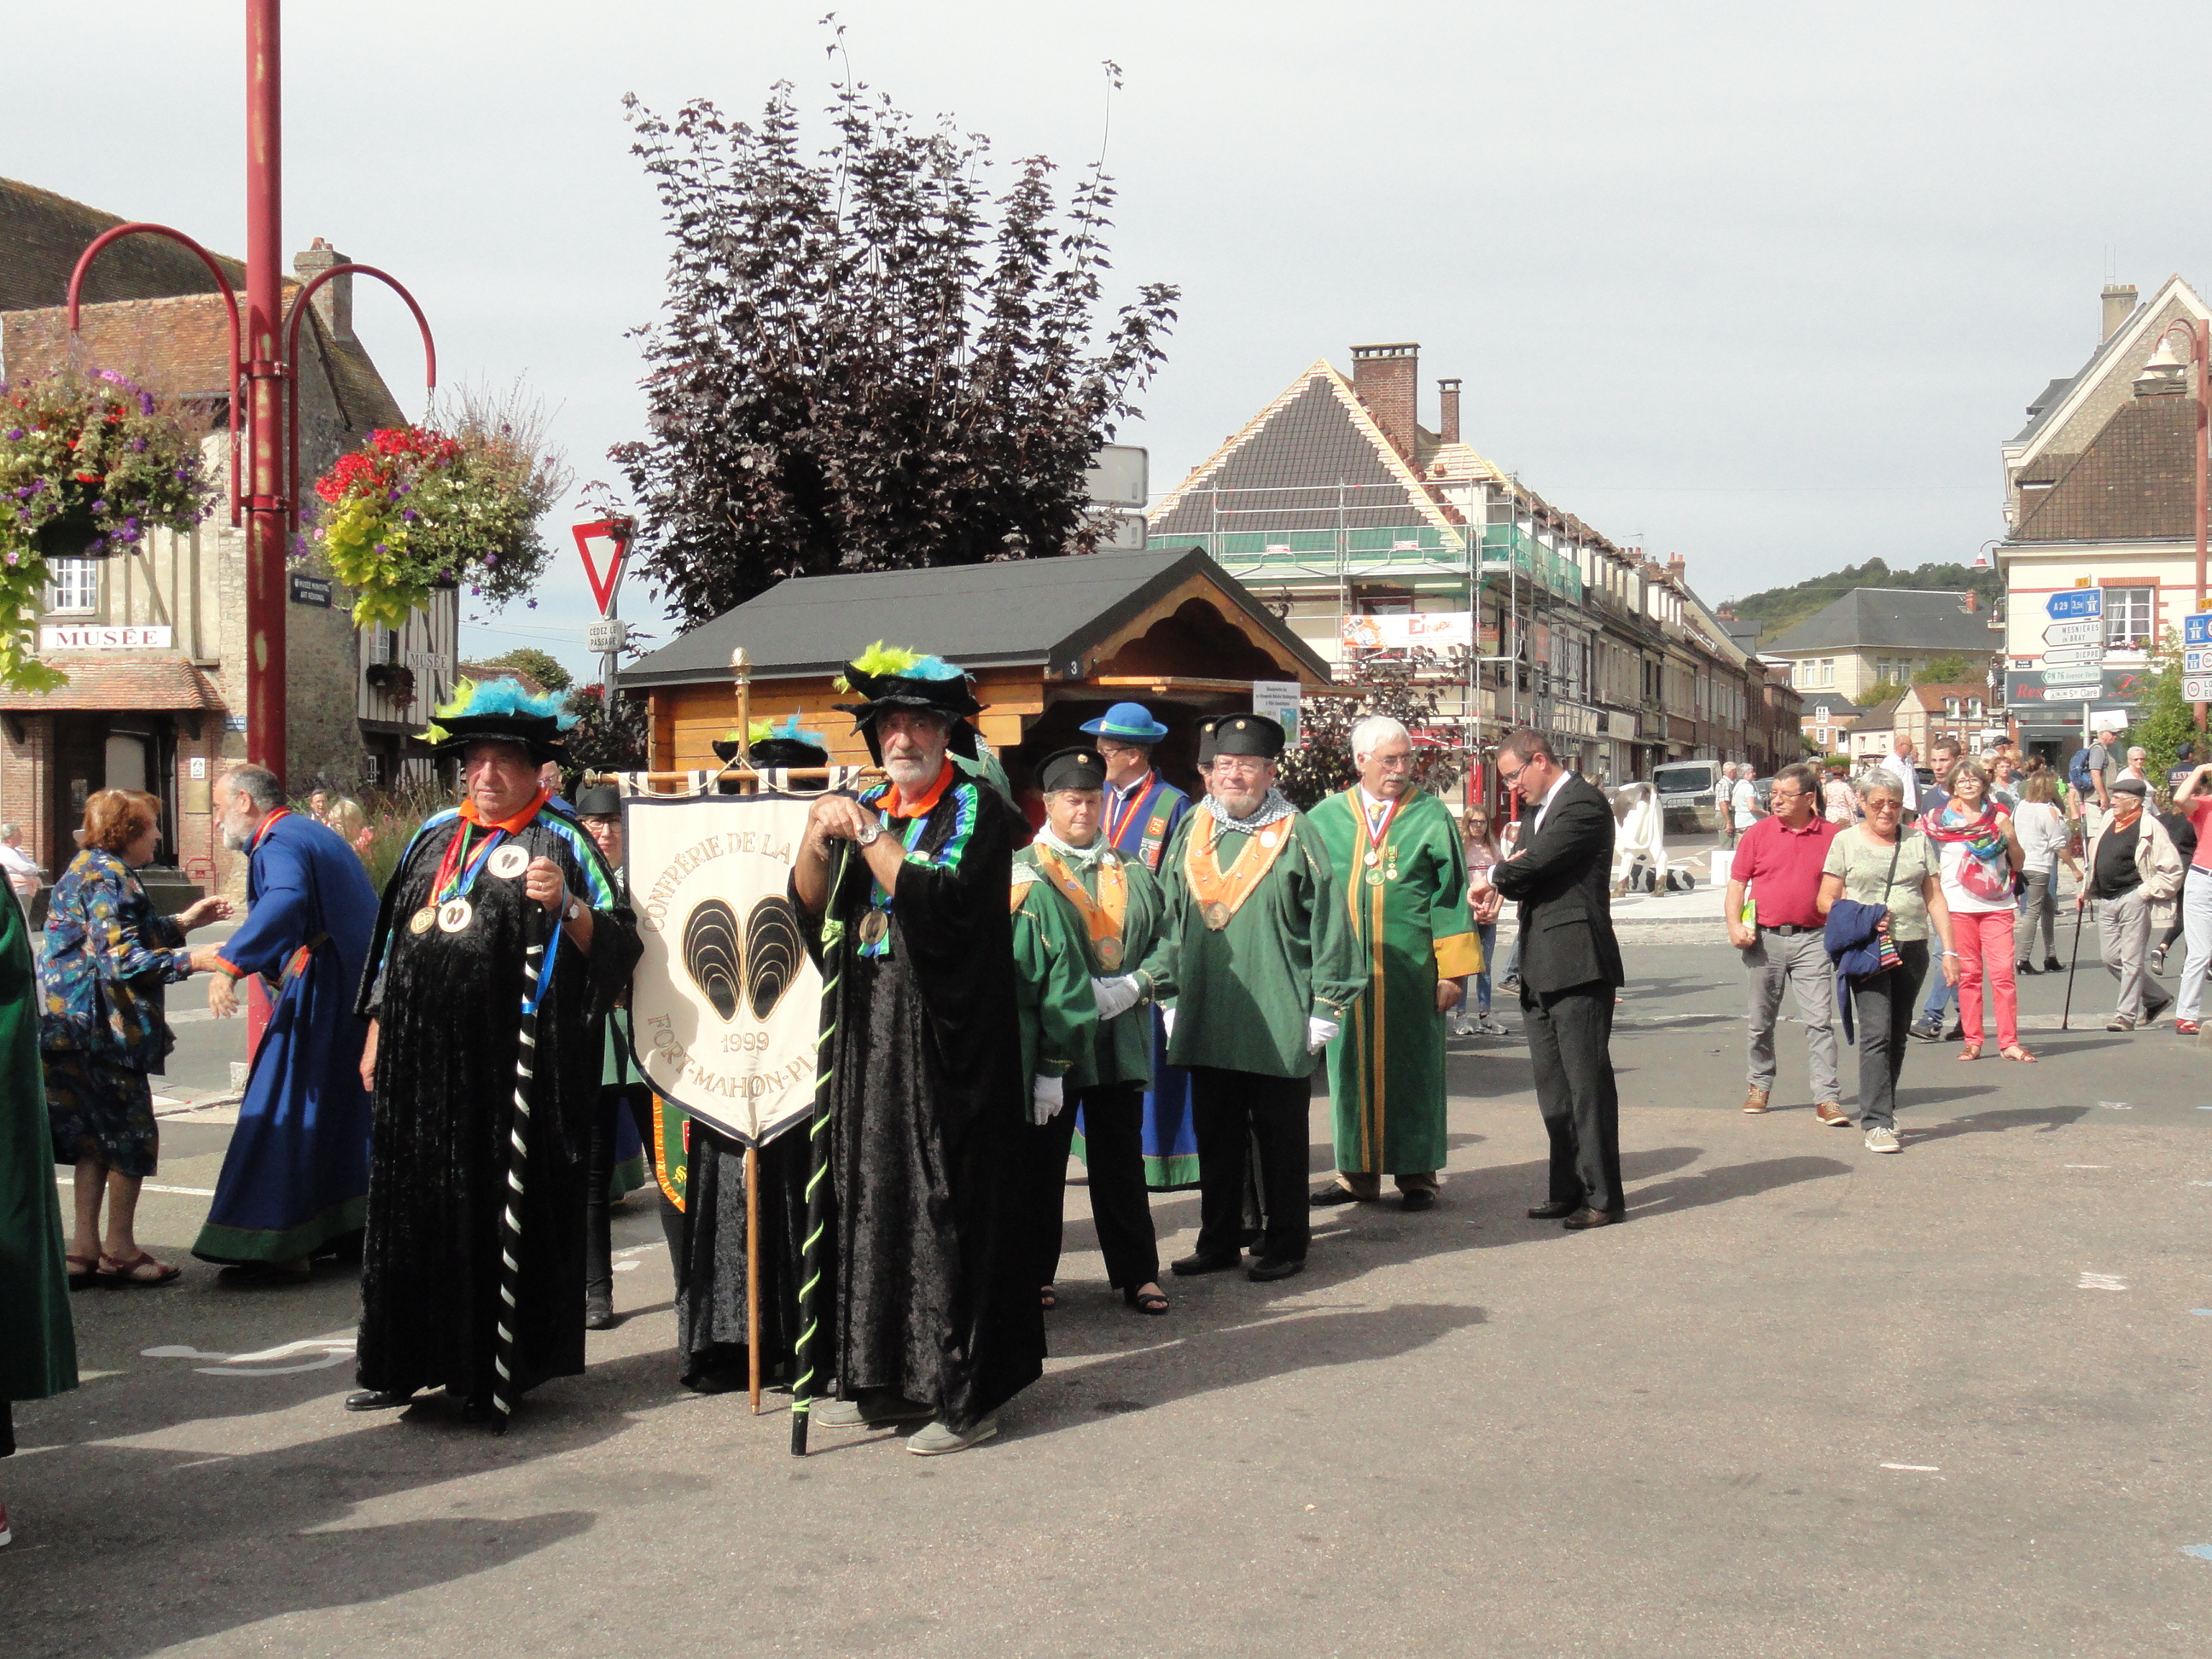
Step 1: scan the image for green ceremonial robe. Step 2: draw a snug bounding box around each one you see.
[2,884,77,1412]
[1012,846,1178,1091]
[1309,789,1481,1176]
[1011,870,1096,1093]
[1160,806,1365,1078]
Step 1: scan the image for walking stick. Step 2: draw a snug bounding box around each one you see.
[492,899,559,1435]
[790,843,853,1456]
[2060,896,2087,1033]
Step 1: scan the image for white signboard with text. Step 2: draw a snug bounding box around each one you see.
[39,625,173,650]
[1251,679,1304,747]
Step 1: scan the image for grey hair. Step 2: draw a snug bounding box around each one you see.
[1857,772,1905,802]
[1350,715,1411,761]
[218,765,285,812]
[0,821,18,841]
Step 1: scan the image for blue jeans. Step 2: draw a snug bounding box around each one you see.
[1920,959,1956,1026]
[1474,921,1498,1013]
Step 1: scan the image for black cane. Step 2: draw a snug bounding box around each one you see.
[2060,895,2087,1033]
[791,843,853,1456]
[492,899,557,1434]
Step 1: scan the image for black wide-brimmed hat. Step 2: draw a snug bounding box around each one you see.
[833,644,982,765]
[427,681,575,767]
[1196,713,1285,765]
[573,783,622,818]
[713,717,830,771]
[1036,745,1107,794]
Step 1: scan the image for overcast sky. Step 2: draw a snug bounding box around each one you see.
[16,2,2210,682]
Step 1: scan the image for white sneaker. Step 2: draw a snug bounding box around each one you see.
[907,1417,998,1455]
[1450,1018,1475,1038]
[1477,1016,1509,1036]
[1864,1125,1901,1154]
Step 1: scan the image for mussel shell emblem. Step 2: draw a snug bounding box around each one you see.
[683,899,744,1022]
[743,896,803,1021]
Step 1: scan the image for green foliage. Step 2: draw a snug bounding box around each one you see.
[2132,628,2198,785]
[479,647,572,693]
[1860,679,1909,708]
[353,782,456,896]
[1278,648,1467,810]
[1912,654,1974,685]
[1726,558,2003,645]
[562,683,649,779]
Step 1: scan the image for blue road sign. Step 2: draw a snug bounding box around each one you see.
[2186,611,2212,647]
[2046,589,2104,621]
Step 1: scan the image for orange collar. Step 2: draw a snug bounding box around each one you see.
[459,784,550,835]
[883,760,954,822]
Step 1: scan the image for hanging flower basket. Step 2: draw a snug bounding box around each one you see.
[0,366,218,693]
[309,393,567,631]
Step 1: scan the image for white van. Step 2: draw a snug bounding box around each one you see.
[1650,760,1724,835]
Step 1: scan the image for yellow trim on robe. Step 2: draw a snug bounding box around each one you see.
[1433,931,1482,979]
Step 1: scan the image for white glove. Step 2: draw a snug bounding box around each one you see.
[1031,1073,1066,1124]
[1307,1014,1342,1054]
[1161,1005,1176,1040]
[1091,975,1143,1022]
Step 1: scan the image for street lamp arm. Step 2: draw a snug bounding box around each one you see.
[281,264,438,530]
[65,222,244,528]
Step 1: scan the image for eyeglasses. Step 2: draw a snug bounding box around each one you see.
[1867,799,1901,812]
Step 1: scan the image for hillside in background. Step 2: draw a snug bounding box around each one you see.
[1722,559,2005,643]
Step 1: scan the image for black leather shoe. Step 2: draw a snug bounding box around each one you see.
[1400,1189,1437,1213]
[1562,1208,1624,1231]
[2043,956,2064,974]
[1526,1200,1578,1220]
[2016,959,2040,975]
[344,1389,414,1412]
[1308,1184,1362,1207]
[1170,1251,1243,1277]
[1247,1256,1306,1283]
[585,1299,620,1331]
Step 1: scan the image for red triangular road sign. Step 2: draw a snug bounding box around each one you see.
[571,519,632,616]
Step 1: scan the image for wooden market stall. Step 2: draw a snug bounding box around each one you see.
[617,549,1334,795]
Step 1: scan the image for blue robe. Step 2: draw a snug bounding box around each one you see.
[192,812,380,1265]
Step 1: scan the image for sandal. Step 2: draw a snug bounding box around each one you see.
[66,1253,98,1289]
[96,1250,181,1287]
[2000,1045,2038,1063]
[1957,1045,1982,1062]
[1122,1285,1170,1316]
[1039,1285,1057,1312]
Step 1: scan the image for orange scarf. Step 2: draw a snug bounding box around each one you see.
[1033,846,1129,966]
[459,784,550,835]
[1184,814,1293,928]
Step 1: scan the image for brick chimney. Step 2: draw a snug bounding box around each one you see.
[1961,589,1977,612]
[2101,282,2137,343]
[1350,342,1418,461]
[1437,377,1462,445]
[293,237,354,343]
[1666,552,1685,579]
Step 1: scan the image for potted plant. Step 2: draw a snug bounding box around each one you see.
[0,365,218,691]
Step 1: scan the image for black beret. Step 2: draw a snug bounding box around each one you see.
[1197,713,1285,762]
[1037,745,1107,793]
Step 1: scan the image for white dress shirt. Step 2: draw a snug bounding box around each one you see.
[1881,751,1918,811]
[1528,770,1574,839]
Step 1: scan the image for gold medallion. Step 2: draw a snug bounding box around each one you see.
[1095,937,1124,970]
[437,898,474,934]
[1201,899,1231,931]
[858,910,889,946]
[408,905,437,935]
[488,844,530,880]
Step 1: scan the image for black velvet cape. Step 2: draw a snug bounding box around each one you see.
[798,771,1043,1431]
[353,805,641,1407]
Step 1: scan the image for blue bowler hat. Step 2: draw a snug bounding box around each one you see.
[1080,701,1170,744]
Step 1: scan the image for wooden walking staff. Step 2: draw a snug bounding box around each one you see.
[731,645,766,1416]
[492,904,557,1434]
[790,841,853,1456]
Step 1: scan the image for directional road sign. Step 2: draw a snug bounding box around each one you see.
[2186,675,2212,702]
[2041,645,2106,667]
[2186,646,2212,675]
[2046,589,2104,621]
[2043,620,2103,647]
[2040,665,2104,688]
[2186,611,2212,647]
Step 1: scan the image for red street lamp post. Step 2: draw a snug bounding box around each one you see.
[65,1,435,786]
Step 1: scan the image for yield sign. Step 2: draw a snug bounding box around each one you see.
[571,518,632,617]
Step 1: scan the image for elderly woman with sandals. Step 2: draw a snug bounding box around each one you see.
[1922,760,2035,1066]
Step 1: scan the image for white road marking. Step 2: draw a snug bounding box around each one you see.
[1881,1463,1941,1472]
[143,1335,356,1377]
[55,1174,216,1197]
[2077,1272,2128,1291]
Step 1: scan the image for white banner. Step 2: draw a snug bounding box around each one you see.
[624,793,822,1148]
[1338,610,1474,651]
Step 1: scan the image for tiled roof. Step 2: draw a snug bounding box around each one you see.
[3,295,236,399]
[2011,394,2203,543]
[1761,589,1999,655]
[0,654,222,712]
[1149,360,1464,539]
[0,177,245,312]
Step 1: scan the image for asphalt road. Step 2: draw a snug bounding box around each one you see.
[5,939,2209,1657]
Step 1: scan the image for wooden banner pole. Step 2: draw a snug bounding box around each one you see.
[745,1141,763,1413]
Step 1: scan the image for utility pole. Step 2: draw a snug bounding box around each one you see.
[243,0,287,781]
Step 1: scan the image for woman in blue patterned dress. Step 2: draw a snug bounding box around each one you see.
[42,790,230,1286]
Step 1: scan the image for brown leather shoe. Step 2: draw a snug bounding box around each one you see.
[1562,1207,1622,1230]
[1743,1088,1772,1115]
[1814,1101,1850,1126]
[1526,1200,1579,1220]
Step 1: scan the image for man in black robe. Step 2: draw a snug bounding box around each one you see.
[791,649,1040,1454]
[347,696,640,1424]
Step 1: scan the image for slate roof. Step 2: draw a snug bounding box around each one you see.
[2008,302,2144,448]
[1761,590,2000,656]
[1796,692,1867,717]
[2011,394,2203,543]
[0,178,244,311]
[0,655,221,712]
[618,548,1330,690]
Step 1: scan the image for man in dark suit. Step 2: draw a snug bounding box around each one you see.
[1474,728,1627,1229]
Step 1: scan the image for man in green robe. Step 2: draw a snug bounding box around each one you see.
[3,881,76,1530]
[1308,716,1481,1213]
[1010,746,1178,1317]
[1160,713,1364,1284]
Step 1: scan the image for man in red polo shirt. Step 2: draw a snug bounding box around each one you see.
[1724,761,1846,1124]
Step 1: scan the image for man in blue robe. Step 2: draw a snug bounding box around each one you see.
[188,765,380,1280]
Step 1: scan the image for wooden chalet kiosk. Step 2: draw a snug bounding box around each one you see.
[619,549,1332,791]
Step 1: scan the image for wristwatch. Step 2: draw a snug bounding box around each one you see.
[566,896,585,923]
[855,822,883,848]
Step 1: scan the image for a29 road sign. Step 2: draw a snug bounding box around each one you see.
[2046,589,2104,621]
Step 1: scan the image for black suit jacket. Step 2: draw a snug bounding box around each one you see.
[1491,775,1626,995]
